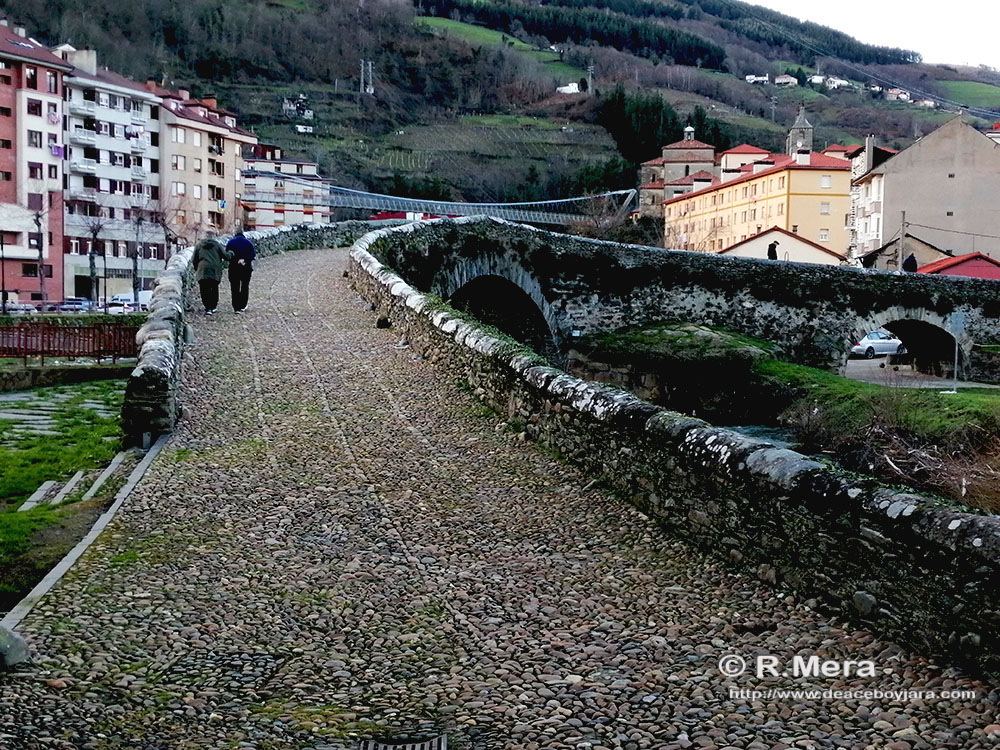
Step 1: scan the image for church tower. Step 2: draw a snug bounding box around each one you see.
[786,105,814,155]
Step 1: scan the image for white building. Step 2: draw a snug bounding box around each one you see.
[55,45,166,299]
[242,145,331,230]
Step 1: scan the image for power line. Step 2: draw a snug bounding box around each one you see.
[907,221,1000,241]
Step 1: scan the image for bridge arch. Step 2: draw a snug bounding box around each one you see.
[448,275,561,363]
[428,253,567,363]
[842,307,972,378]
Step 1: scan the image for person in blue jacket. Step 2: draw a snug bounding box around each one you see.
[226,230,256,314]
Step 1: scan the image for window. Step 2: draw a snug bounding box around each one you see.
[0,106,8,117]
[0,74,10,85]
[819,228,830,241]
[172,181,186,196]
[193,184,202,199]
[113,124,125,138]
[193,131,202,147]
[948,173,955,178]
[27,130,42,148]
[27,99,41,116]
[171,154,185,170]
[22,262,53,277]
[46,71,57,94]
[946,210,954,216]
[70,238,80,254]
[778,176,785,189]
[0,139,10,149]
[98,92,109,107]
[25,66,36,89]
[27,193,43,210]
[193,158,202,173]
[47,132,57,145]
[176,209,187,224]
[820,175,832,189]
[172,127,185,144]
[28,162,42,179]
[791,224,799,234]
[820,202,831,215]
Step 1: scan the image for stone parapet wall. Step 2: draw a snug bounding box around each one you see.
[120,221,405,446]
[349,221,1000,678]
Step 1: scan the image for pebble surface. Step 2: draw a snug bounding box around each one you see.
[1,248,998,749]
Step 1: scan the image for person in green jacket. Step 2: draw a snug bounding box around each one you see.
[192,235,232,315]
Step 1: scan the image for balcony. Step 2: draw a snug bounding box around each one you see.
[130,139,147,154]
[130,109,146,125]
[70,158,98,175]
[69,187,98,202]
[69,100,96,116]
[130,192,148,207]
[69,128,97,146]
[131,165,148,180]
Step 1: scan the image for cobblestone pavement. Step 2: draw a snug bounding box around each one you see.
[2,248,998,749]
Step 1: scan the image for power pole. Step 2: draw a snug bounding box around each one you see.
[367,60,374,95]
[587,64,594,95]
[899,210,907,271]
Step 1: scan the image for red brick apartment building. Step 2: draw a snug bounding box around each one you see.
[0,21,71,306]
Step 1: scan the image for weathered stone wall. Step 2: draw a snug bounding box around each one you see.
[350,221,1000,678]
[120,221,405,445]
[367,217,1000,380]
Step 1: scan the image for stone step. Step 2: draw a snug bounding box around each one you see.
[81,451,128,501]
[18,481,58,512]
[50,471,86,506]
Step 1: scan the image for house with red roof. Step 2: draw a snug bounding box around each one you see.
[638,126,715,217]
[663,150,851,253]
[918,252,1000,280]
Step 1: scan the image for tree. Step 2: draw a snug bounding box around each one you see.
[77,212,111,302]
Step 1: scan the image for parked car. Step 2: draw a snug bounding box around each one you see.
[110,291,152,311]
[2,302,38,314]
[54,297,95,313]
[851,330,906,358]
[105,301,136,315]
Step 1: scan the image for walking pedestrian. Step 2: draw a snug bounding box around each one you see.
[767,239,779,260]
[192,234,231,315]
[902,253,918,272]
[226,230,257,314]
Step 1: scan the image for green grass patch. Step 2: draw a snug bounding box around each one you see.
[760,359,1000,445]
[460,114,562,129]
[416,17,584,80]
[937,80,1000,109]
[0,380,124,508]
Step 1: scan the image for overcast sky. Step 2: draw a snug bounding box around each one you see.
[749,0,999,70]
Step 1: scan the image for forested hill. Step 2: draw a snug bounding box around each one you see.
[3,0,918,87]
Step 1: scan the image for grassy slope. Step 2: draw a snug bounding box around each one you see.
[937,80,1000,109]
[416,17,585,81]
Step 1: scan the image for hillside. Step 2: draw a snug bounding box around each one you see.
[3,0,996,202]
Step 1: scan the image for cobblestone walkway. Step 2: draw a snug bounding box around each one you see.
[2,248,998,749]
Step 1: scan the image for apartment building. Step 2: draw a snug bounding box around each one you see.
[663,151,852,254]
[56,45,165,299]
[242,144,331,230]
[851,117,1000,263]
[0,23,71,306]
[150,85,257,244]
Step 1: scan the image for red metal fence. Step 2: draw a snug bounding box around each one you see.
[0,321,140,363]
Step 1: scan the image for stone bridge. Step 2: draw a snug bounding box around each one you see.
[3,221,1000,748]
[372,217,1000,380]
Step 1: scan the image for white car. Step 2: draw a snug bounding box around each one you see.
[105,301,136,315]
[851,330,906,359]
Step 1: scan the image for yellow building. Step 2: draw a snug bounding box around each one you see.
[663,152,852,255]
